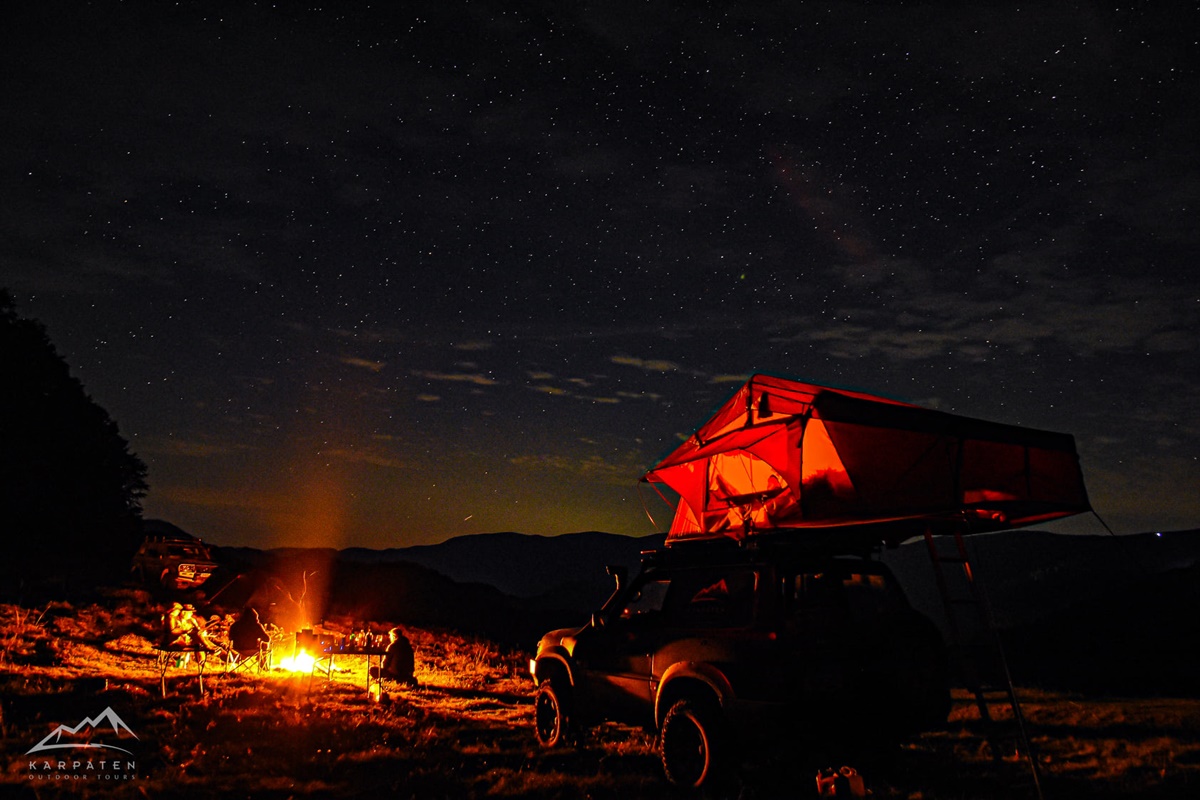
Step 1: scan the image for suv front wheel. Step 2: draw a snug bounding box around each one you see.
[659,698,725,788]
[534,678,571,747]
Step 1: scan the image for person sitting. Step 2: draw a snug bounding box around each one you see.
[228,606,271,667]
[161,603,218,666]
[180,605,219,653]
[163,602,188,647]
[369,627,417,687]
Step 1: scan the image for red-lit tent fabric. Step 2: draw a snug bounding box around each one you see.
[642,375,1090,545]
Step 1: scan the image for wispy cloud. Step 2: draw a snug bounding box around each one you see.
[416,371,498,386]
[341,356,386,372]
[142,438,252,458]
[156,484,275,511]
[453,340,494,351]
[611,355,684,372]
[508,452,639,486]
[326,448,408,469]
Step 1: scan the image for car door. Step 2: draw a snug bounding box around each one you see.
[572,576,670,721]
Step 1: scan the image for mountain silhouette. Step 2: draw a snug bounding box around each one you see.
[26,706,139,755]
[339,530,666,597]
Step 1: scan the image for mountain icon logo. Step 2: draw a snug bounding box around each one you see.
[25,707,139,756]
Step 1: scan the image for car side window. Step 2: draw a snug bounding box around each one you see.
[664,568,757,628]
[793,567,898,622]
[620,579,671,619]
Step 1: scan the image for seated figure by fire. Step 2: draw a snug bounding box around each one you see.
[162,602,220,665]
[370,627,417,688]
[228,606,272,668]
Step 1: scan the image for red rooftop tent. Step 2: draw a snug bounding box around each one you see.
[642,374,1090,546]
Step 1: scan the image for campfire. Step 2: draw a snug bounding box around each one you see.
[278,649,316,672]
[278,628,334,673]
[276,626,387,674]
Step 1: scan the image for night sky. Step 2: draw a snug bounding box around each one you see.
[4,2,1197,550]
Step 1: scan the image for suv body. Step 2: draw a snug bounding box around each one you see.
[530,537,949,786]
[131,532,219,590]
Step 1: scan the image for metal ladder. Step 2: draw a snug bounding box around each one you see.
[923,527,1044,800]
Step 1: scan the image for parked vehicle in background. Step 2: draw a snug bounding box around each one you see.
[131,530,219,590]
[529,536,950,788]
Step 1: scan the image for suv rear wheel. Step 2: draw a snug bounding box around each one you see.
[534,678,570,747]
[659,698,725,788]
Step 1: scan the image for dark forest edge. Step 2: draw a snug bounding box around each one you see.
[1,290,147,586]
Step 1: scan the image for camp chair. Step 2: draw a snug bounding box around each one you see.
[227,640,272,674]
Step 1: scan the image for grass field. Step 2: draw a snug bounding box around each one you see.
[1,589,1197,798]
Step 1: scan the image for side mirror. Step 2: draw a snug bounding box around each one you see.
[590,612,605,629]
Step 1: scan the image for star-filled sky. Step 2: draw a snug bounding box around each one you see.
[4,1,1197,550]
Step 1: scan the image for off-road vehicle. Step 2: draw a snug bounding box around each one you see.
[131,531,219,590]
[529,537,949,787]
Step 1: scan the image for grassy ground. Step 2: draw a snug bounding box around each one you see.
[0,589,1197,798]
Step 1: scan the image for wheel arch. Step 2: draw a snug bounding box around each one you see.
[655,661,733,728]
[532,650,576,688]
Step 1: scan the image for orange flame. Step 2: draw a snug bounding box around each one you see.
[277,649,316,672]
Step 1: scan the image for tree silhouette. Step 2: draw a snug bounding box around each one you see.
[0,289,148,586]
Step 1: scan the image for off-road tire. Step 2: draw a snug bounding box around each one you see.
[659,698,725,788]
[534,678,571,747]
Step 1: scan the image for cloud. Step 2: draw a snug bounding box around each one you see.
[156,484,275,512]
[611,355,684,373]
[416,371,498,386]
[341,356,386,372]
[142,438,252,458]
[325,448,408,469]
[453,340,494,351]
[615,390,662,401]
[507,452,638,486]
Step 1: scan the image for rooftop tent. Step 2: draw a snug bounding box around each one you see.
[642,374,1090,546]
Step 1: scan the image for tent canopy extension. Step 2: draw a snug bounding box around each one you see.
[642,374,1090,546]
